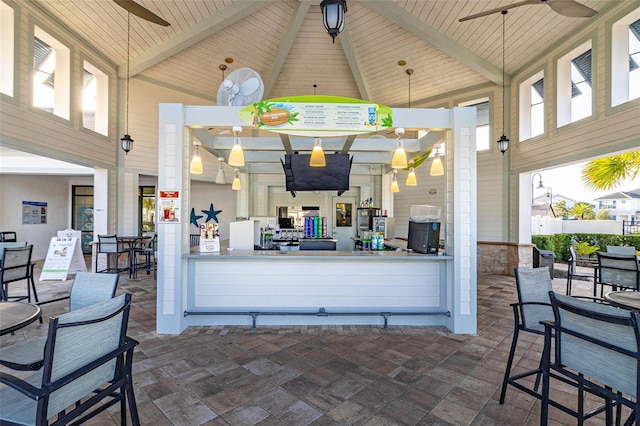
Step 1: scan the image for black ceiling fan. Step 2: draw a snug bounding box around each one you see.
[459,0,597,22]
[113,0,171,26]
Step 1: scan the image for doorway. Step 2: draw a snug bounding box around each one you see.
[71,185,94,253]
[139,186,156,234]
[332,196,356,251]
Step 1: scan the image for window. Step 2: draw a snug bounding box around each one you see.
[458,98,490,151]
[0,1,14,97]
[611,10,640,106]
[557,41,592,127]
[33,26,70,119]
[82,61,108,136]
[139,186,156,233]
[519,71,544,140]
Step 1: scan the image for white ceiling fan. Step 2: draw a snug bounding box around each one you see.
[459,0,597,22]
[113,0,170,26]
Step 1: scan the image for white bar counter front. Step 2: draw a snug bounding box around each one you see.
[182,245,453,330]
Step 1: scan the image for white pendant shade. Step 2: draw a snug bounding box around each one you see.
[390,171,399,193]
[391,140,407,169]
[190,142,203,174]
[232,169,241,190]
[228,137,245,167]
[215,160,226,184]
[430,156,444,176]
[405,167,417,186]
[310,137,326,167]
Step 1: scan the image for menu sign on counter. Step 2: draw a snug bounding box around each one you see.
[239,95,393,137]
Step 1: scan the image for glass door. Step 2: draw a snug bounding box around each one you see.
[71,185,94,253]
[139,186,156,234]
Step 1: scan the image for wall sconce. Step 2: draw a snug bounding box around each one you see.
[320,0,347,44]
[390,171,399,193]
[190,141,203,174]
[405,164,417,186]
[310,137,326,167]
[430,146,444,176]
[232,169,241,190]
[228,126,244,167]
[215,157,226,184]
[391,127,407,169]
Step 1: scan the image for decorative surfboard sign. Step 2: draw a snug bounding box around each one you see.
[238,95,393,137]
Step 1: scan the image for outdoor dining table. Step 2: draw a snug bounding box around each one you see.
[117,236,150,278]
[0,301,41,336]
[604,291,640,311]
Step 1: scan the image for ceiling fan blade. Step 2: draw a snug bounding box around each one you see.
[113,0,170,26]
[546,0,597,18]
[459,0,539,22]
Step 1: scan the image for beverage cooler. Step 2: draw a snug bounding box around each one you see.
[356,207,380,237]
[372,216,395,239]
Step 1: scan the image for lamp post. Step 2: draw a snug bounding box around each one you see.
[531,172,544,204]
[546,187,553,205]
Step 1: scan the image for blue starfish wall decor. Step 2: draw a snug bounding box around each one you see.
[202,203,223,223]
[190,208,203,227]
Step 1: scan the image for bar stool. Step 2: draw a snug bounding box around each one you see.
[95,235,129,274]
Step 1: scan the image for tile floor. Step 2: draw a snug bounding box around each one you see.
[0,262,628,425]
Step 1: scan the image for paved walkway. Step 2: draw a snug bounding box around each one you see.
[0,260,624,425]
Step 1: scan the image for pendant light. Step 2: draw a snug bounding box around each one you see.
[405,162,417,186]
[497,10,510,155]
[190,141,203,174]
[391,127,407,169]
[120,12,134,154]
[215,157,226,184]
[232,169,241,190]
[228,126,244,167]
[310,137,326,167]
[390,170,399,193]
[430,145,444,176]
[320,0,347,44]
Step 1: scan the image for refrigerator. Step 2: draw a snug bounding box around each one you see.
[372,216,395,239]
[356,208,380,237]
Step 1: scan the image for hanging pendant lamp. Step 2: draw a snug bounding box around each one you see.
[215,157,226,184]
[320,0,347,44]
[310,137,326,167]
[430,146,444,176]
[391,127,407,169]
[228,126,245,167]
[190,141,203,174]
[232,169,241,190]
[120,13,134,154]
[497,10,510,155]
[406,166,417,186]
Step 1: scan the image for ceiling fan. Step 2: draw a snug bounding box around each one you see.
[113,0,170,26]
[459,0,597,22]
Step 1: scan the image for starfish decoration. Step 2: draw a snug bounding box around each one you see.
[201,203,223,223]
[190,208,203,228]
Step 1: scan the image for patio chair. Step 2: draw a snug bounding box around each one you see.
[499,267,554,404]
[595,251,640,297]
[0,294,140,426]
[0,272,120,371]
[132,233,157,279]
[0,244,37,302]
[0,231,17,242]
[566,246,597,295]
[540,292,640,425]
[95,234,129,274]
[606,245,637,255]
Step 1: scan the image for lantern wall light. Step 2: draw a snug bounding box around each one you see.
[320,0,347,44]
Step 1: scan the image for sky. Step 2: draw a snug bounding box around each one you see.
[533,162,640,205]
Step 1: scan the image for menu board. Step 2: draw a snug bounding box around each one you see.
[238,95,393,137]
[158,190,180,223]
[40,236,87,281]
[22,201,47,224]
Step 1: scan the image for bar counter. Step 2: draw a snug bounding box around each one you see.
[182,241,453,330]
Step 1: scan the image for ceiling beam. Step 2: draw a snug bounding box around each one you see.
[361,0,508,86]
[263,1,311,98]
[119,1,276,78]
[340,135,357,154]
[339,25,371,101]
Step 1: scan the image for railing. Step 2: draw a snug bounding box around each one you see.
[623,220,640,235]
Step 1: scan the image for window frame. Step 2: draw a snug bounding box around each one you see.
[518,68,547,142]
[608,6,640,109]
[0,0,17,101]
[81,58,110,137]
[556,38,595,128]
[457,95,493,152]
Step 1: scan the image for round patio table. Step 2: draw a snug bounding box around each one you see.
[0,301,42,336]
[604,291,640,311]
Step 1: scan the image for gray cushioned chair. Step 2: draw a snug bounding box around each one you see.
[540,292,640,425]
[95,234,129,274]
[596,251,640,297]
[0,244,37,303]
[0,272,120,371]
[0,293,139,425]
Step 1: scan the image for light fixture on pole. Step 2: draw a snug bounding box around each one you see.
[405,162,417,186]
[430,146,444,176]
[497,10,510,155]
[190,141,203,174]
[232,169,241,191]
[531,172,544,204]
[310,137,326,167]
[228,126,244,167]
[391,127,407,169]
[546,187,553,205]
[320,0,347,44]
[215,157,226,184]
[120,12,134,154]
[390,170,400,193]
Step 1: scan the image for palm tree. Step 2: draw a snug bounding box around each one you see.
[570,202,595,220]
[581,150,640,191]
